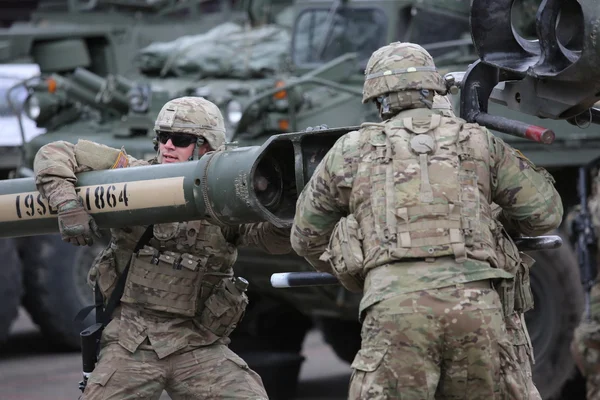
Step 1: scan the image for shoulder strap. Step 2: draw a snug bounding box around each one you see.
[74,225,154,326]
[97,224,155,326]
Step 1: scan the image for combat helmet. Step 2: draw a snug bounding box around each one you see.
[362,42,447,116]
[153,96,226,159]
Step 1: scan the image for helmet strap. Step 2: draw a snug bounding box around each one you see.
[188,137,206,161]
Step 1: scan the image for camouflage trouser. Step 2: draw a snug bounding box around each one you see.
[571,320,600,400]
[506,313,542,400]
[348,280,528,400]
[81,342,268,400]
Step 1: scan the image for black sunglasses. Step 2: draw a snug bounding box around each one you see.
[156,131,200,148]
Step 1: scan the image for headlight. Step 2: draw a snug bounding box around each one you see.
[24,94,41,120]
[226,100,243,125]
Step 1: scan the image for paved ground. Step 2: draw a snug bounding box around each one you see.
[0,308,351,400]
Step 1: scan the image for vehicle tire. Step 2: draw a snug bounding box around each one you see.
[0,238,23,344]
[315,316,361,364]
[229,292,313,400]
[18,234,105,350]
[525,231,585,400]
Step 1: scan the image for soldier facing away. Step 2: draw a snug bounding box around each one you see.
[291,42,563,399]
[33,96,291,399]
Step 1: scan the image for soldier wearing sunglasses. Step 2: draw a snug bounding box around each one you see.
[33,96,291,399]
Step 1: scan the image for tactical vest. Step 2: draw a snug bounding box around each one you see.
[89,220,248,339]
[353,112,499,272]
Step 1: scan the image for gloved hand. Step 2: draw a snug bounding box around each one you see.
[57,200,102,246]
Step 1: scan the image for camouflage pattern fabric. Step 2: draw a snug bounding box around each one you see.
[348,281,528,400]
[571,170,600,399]
[434,96,542,399]
[154,96,226,151]
[571,281,600,400]
[362,42,447,104]
[432,94,456,117]
[34,140,148,208]
[33,139,291,394]
[82,342,267,400]
[506,312,541,400]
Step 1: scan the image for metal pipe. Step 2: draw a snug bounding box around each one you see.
[0,144,286,238]
[474,112,556,144]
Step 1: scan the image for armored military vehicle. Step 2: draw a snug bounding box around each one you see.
[5,0,595,398]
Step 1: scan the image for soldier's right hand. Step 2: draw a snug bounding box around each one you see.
[57,200,102,246]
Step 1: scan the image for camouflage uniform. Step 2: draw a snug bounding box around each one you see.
[291,43,563,399]
[571,173,600,400]
[33,97,290,400]
[435,95,542,400]
[572,282,600,400]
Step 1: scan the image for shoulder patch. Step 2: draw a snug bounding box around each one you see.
[111,148,129,169]
[75,139,127,171]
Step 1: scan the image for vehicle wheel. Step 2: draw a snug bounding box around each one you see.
[315,316,361,364]
[0,238,23,344]
[229,292,313,400]
[526,231,585,400]
[18,234,105,350]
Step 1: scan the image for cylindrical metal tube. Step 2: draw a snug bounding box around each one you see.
[71,67,105,93]
[0,160,204,237]
[70,68,130,114]
[201,146,284,226]
[475,112,556,144]
[53,75,102,110]
[113,75,135,94]
[270,272,340,288]
[0,144,291,238]
[512,235,562,250]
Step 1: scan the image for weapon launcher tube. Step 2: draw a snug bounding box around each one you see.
[0,145,279,238]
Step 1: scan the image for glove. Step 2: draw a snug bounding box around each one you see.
[57,200,102,246]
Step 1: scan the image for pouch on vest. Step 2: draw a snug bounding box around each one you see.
[514,251,535,314]
[494,224,535,316]
[320,214,365,293]
[120,245,206,317]
[199,277,249,338]
[88,247,118,302]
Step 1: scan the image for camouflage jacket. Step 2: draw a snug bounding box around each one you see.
[34,139,291,358]
[586,172,600,322]
[291,108,563,315]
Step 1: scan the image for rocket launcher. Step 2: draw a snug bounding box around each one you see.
[0,126,348,238]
